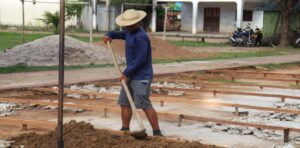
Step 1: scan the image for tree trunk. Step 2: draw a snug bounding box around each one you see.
[279,12,290,47]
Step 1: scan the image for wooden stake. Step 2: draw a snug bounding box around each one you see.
[104,108,108,117]
[178,114,184,127]
[22,123,27,131]
[160,100,164,107]
[235,106,239,116]
[281,96,286,102]
[284,128,290,143]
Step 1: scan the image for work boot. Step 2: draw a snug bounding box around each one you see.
[153,130,163,137]
[120,127,130,131]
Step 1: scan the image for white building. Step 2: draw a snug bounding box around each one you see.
[152,0,266,34]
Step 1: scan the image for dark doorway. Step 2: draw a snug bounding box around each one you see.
[204,8,220,32]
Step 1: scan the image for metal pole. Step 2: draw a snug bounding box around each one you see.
[22,0,25,44]
[120,3,124,31]
[57,0,65,147]
[89,2,93,44]
[163,4,167,40]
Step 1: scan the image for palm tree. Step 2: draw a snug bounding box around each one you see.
[40,11,60,34]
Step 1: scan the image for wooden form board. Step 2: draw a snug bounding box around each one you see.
[0,97,300,141]
[206,69,300,78]
[32,87,300,115]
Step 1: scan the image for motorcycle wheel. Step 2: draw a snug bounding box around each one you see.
[292,34,300,48]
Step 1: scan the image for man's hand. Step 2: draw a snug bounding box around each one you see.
[103,35,112,44]
[120,74,127,81]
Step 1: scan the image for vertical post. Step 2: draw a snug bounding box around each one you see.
[163,4,167,40]
[236,0,244,28]
[21,0,25,44]
[151,1,157,32]
[120,3,124,31]
[89,2,93,44]
[235,106,239,116]
[104,108,108,117]
[284,128,290,143]
[192,2,198,34]
[160,100,164,107]
[57,0,65,147]
[178,114,184,127]
[106,0,110,31]
[281,96,286,102]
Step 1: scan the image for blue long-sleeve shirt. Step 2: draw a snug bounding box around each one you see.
[106,27,153,80]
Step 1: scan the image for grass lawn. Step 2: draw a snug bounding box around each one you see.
[0,32,50,51]
[153,47,300,63]
[0,64,114,74]
[0,31,101,52]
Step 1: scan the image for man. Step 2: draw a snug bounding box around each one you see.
[103,9,163,136]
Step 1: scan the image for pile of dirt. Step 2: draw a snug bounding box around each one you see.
[97,36,207,60]
[0,35,123,67]
[10,121,220,148]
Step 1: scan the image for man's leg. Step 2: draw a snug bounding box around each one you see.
[120,105,132,130]
[142,107,160,130]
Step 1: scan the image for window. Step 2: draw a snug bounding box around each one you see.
[243,10,253,21]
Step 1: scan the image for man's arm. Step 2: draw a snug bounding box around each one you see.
[106,31,127,40]
[123,38,148,77]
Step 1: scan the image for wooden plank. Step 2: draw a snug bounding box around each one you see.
[206,69,300,78]
[153,79,300,90]
[181,115,300,132]
[152,86,300,100]
[32,87,300,115]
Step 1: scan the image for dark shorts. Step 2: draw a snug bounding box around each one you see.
[118,80,152,109]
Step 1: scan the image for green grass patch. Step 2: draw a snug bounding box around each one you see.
[0,64,115,74]
[69,35,102,43]
[207,78,257,85]
[257,62,300,70]
[0,32,50,51]
[170,40,228,47]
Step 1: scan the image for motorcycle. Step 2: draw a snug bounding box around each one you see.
[291,29,300,48]
[230,23,256,47]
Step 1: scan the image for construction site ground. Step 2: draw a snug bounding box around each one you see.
[1,34,300,147]
[1,63,300,147]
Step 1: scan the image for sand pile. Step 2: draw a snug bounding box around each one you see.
[0,35,123,67]
[10,121,219,148]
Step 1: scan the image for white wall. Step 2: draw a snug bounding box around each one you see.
[0,0,76,26]
[241,11,264,29]
[180,2,264,33]
[181,2,236,33]
[181,2,193,32]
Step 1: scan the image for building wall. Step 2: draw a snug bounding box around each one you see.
[180,2,264,33]
[181,2,193,32]
[0,0,75,26]
[95,3,119,31]
[241,11,264,29]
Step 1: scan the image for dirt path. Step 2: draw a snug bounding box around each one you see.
[1,54,300,90]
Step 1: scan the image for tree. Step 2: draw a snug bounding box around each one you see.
[40,11,60,34]
[66,0,85,29]
[275,0,299,47]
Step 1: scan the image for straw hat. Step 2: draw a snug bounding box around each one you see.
[115,9,147,27]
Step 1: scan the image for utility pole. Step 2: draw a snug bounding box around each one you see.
[21,0,25,44]
[58,0,65,147]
